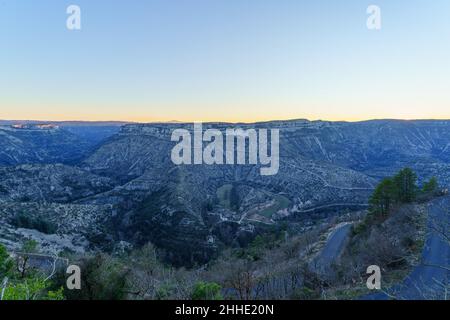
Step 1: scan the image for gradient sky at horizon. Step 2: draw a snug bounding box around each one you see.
[1,0,450,122]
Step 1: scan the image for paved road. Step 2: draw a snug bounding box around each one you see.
[310,223,353,275]
[364,196,450,300]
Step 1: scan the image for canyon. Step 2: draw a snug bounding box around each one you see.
[0,119,449,266]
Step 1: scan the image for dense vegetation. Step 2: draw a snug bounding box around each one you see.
[0,168,444,300]
[337,168,444,298]
[0,241,64,300]
[369,168,440,217]
[11,213,57,235]
[357,168,441,235]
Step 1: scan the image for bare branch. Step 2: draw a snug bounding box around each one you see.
[1,277,8,301]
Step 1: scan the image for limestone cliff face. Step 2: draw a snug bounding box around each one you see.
[0,126,91,165]
[1,119,450,266]
[74,120,450,265]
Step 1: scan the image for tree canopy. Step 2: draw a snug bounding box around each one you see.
[422,176,439,195]
[368,168,438,216]
[393,168,418,203]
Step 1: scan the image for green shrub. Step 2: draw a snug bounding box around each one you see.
[191,281,223,300]
[352,221,367,235]
[422,176,438,195]
[0,244,14,278]
[64,254,128,300]
[2,277,65,300]
[155,285,171,300]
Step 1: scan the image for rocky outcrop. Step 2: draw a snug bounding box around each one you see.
[0,164,115,203]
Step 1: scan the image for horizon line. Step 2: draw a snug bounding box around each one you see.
[2,117,450,125]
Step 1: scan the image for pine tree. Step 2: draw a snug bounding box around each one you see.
[393,168,418,203]
[422,176,439,195]
[369,178,397,216]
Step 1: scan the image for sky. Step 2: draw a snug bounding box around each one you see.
[1,0,450,123]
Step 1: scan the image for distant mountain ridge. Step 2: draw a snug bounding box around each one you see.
[0,125,90,166]
[0,120,132,126]
[0,121,128,166]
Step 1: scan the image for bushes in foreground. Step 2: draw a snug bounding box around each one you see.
[191,281,223,300]
[0,242,64,301]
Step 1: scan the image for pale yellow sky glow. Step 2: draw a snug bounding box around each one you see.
[1,99,449,123]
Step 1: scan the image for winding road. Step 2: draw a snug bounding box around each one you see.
[310,223,353,275]
[363,196,450,300]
